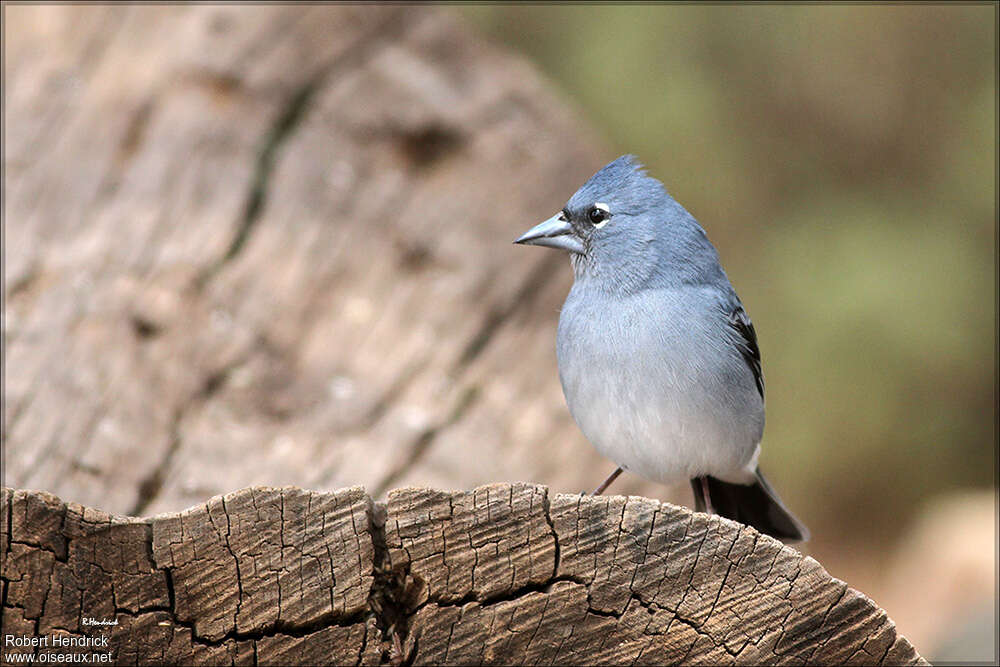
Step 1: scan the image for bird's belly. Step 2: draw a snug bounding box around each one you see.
[568,371,745,484]
[557,297,761,485]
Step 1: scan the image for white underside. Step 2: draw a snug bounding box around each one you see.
[557,285,764,485]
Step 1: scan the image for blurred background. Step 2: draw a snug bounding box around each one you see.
[463,5,997,663]
[4,4,995,663]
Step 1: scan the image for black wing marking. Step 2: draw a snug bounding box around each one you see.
[729,305,764,399]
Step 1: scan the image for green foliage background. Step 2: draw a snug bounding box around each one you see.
[461,5,996,548]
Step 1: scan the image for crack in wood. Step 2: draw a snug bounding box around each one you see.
[196,75,321,286]
[196,9,412,287]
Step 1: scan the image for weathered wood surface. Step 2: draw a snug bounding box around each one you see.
[4,4,689,518]
[1,485,925,666]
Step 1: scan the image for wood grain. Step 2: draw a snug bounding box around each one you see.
[4,4,679,520]
[1,485,926,665]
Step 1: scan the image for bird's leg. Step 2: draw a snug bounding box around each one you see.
[592,467,623,496]
[700,476,715,514]
[691,477,707,513]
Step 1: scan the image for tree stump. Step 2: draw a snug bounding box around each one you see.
[1,485,924,665]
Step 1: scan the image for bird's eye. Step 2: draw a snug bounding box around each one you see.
[588,203,611,227]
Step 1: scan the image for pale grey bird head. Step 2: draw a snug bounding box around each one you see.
[515,155,725,293]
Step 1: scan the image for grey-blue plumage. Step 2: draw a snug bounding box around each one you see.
[515,155,808,542]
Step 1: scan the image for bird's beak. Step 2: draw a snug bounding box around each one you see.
[513,214,585,254]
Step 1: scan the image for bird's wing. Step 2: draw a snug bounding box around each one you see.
[728,305,764,399]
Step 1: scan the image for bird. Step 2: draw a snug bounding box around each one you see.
[514,155,808,543]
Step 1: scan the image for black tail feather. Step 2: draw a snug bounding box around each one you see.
[694,468,809,543]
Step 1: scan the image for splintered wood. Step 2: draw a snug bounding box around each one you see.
[1,485,926,665]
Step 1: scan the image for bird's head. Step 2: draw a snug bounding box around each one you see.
[515,155,714,291]
[514,155,665,253]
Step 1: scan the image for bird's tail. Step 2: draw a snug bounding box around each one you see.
[691,468,809,543]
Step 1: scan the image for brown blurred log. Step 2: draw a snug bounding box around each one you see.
[5,4,693,519]
[1,485,925,666]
